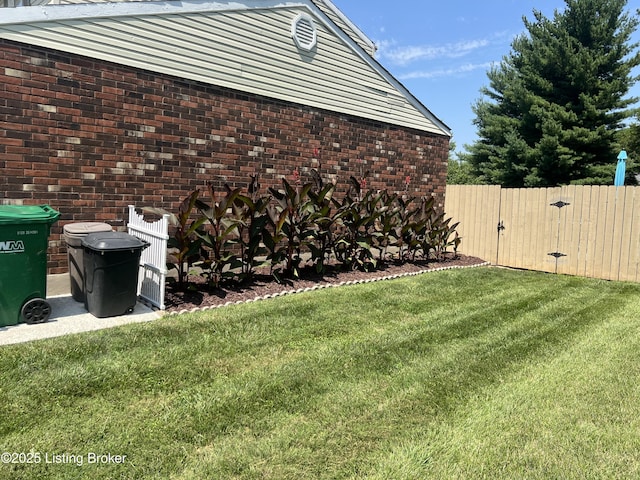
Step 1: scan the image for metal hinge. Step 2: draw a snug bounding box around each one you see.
[550,200,570,209]
[547,252,567,259]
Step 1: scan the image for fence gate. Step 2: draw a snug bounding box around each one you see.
[127,205,169,310]
[497,187,564,274]
[445,185,640,282]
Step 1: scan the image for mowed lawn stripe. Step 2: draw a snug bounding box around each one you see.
[1,267,639,479]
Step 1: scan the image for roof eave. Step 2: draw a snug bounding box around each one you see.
[311,0,377,55]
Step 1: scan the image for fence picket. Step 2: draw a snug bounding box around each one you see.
[575,186,590,278]
[563,187,576,274]
[621,187,640,282]
[545,187,564,273]
[608,187,626,281]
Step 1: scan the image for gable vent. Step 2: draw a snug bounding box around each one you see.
[291,13,317,51]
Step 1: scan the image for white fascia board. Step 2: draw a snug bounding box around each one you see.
[0,0,305,24]
[313,0,376,55]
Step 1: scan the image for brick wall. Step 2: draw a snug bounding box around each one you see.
[0,39,449,273]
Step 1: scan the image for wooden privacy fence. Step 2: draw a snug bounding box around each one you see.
[445,184,640,282]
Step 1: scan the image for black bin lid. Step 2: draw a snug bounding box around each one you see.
[82,231,149,252]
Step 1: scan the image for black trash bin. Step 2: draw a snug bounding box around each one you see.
[63,222,112,302]
[82,231,149,318]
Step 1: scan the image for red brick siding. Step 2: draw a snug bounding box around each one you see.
[0,39,449,273]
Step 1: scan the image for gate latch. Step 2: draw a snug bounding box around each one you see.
[497,220,505,232]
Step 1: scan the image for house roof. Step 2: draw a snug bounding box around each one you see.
[309,0,376,57]
[0,0,451,137]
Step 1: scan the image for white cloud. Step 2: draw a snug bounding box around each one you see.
[376,39,490,66]
[399,62,494,80]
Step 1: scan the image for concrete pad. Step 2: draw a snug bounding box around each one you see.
[47,272,71,297]
[0,293,162,346]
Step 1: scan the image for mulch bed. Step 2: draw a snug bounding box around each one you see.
[164,255,488,314]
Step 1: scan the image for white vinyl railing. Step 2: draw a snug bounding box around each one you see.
[127,205,169,310]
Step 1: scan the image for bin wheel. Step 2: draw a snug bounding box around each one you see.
[21,298,52,324]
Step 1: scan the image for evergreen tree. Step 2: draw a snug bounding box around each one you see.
[447,140,480,184]
[447,156,479,184]
[468,0,640,186]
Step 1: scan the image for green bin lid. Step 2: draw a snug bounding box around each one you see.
[0,204,61,225]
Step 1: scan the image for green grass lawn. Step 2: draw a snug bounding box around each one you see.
[2,267,640,479]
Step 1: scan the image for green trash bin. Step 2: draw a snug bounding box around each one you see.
[0,204,61,326]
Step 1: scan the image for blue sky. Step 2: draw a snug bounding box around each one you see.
[333,0,640,154]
